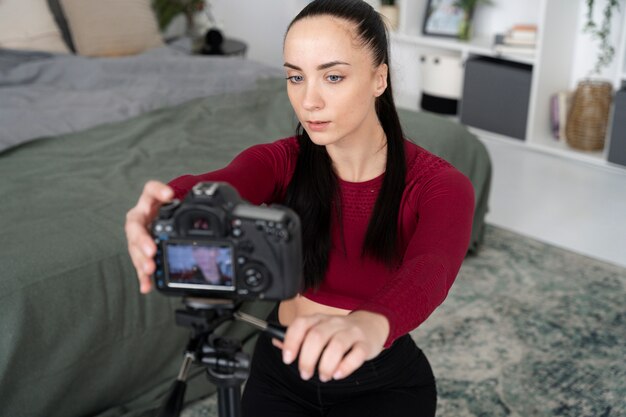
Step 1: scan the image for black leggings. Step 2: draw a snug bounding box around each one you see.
[241,306,437,417]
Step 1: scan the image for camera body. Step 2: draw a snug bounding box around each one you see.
[152,182,302,301]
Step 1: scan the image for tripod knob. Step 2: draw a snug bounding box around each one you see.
[201,337,250,385]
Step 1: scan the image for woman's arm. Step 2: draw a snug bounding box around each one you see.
[357,167,476,347]
[125,138,297,293]
[279,167,475,381]
[168,138,298,204]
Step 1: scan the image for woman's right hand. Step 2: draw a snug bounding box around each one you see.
[125,180,174,294]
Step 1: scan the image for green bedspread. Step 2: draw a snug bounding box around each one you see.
[0,78,490,417]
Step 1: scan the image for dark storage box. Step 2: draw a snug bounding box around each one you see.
[608,88,626,167]
[460,56,533,140]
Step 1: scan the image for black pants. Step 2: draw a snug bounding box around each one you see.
[241,306,437,417]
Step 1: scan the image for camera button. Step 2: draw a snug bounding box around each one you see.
[245,269,263,287]
[232,228,243,237]
[238,240,254,253]
[237,256,247,265]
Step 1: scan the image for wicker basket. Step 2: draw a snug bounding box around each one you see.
[565,80,613,151]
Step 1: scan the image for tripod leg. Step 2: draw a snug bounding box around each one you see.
[158,352,195,417]
[217,386,241,417]
[158,380,187,417]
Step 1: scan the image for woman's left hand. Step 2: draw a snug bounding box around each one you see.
[272,311,390,382]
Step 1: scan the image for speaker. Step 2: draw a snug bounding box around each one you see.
[460,57,533,140]
[607,88,626,167]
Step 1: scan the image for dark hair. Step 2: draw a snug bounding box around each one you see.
[284,0,406,290]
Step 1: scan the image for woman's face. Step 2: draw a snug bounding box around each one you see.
[192,247,219,283]
[283,16,388,148]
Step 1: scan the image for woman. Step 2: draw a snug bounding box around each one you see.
[125,0,474,415]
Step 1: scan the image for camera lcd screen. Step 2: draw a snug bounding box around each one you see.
[163,241,235,291]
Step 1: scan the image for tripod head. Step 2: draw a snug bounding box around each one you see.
[157,298,285,417]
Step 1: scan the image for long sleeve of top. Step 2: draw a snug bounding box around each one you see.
[168,137,475,348]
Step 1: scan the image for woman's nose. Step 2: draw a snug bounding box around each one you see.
[302,84,324,111]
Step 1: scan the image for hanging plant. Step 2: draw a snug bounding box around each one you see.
[584,0,622,75]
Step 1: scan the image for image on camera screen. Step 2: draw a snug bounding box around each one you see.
[164,241,235,290]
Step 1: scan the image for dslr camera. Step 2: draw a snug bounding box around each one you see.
[151,182,302,301]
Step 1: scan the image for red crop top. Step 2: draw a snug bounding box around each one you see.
[169,137,475,347]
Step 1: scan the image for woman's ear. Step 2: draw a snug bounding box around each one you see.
[373,63,388,97]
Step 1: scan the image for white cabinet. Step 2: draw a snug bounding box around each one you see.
[389,0,626,170]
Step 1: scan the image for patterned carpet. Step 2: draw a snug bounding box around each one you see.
[182,225,626,416]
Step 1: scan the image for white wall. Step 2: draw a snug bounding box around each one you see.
[471,0,542,38]
[209,0,309,68]
[207,0,379,68]
[208,0,626,86]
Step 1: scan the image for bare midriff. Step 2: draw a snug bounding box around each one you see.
[278,295,352,326]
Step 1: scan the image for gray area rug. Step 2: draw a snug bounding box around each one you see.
[181,225,626,416]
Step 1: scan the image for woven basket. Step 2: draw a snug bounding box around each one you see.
[565,80,613,151]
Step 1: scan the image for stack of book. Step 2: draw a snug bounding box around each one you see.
[493,24,538,57]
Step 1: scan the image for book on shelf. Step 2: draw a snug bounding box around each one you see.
[550,90,574,141]
[493,33,536,57]
[502,35,536,46]
[508,24,538,42]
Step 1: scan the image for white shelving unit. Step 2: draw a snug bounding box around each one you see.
[388,0,626,170]
[615,5,626,87]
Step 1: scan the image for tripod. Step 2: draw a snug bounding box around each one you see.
[157,298,286,417]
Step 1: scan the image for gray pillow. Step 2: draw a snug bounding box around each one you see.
[47,0,75,52]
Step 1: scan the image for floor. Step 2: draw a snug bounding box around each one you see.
[477,133,626,269]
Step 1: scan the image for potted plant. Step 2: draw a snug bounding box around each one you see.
[379,0,399,31]
[454,0,493,41]
[152,0,205,36]
[566,0,621,151]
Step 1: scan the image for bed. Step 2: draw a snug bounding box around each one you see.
[0,4,491,417]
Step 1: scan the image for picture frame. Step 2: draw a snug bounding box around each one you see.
[422,0,467,38]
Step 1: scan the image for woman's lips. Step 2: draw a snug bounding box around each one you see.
[306,121,330,131]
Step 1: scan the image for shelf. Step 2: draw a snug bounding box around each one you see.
[467,126,626,173]
[528,139,604,164]
[390,32,537,65]
[392,95,624,172]
[389,0,624,171]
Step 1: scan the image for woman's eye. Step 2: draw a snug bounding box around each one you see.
[327,74,343,83]
[286,75,304,84]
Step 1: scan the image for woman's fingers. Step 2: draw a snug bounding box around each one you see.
[124,180,174,293]
[296,316,351,380]
[331,341,369,380]
[316,335,354,382]
[136,181,174,217]
[281,314,382,382]
[282,315,321,365]
[271,338,284,350]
